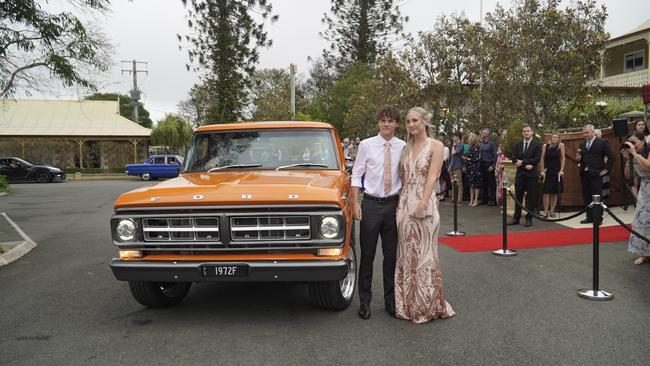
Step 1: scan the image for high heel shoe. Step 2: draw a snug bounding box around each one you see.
[633,256,650,265]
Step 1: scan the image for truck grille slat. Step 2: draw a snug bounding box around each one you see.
[143,217,220,242]
[230,216,311,242]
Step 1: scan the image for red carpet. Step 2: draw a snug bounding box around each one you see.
[439,225,631,252]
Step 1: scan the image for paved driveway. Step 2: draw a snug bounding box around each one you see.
[0,181,648,365]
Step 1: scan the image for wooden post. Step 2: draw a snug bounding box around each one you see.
[130,139,139,163]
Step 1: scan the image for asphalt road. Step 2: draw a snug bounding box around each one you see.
[0,181,648,366]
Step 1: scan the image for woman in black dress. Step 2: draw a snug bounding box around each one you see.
[540,133,565,217]
[463,133,483,207]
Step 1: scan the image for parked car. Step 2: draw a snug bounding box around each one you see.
[0,157,66,183]
[125,154,184,181]
[109,122,356,310]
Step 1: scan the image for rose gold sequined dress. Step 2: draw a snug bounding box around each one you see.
[395,138,455,324]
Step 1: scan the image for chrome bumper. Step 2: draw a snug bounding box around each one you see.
[110,259,350,282]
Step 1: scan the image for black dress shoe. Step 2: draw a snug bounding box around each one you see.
[524,218,532,227]
[385,302,397,318]
[507,219,520,226]
[358,304,371,320]
[580,218,593,224]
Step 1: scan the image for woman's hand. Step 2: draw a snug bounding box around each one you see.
[412,202,427,219]
[540,171,546,179]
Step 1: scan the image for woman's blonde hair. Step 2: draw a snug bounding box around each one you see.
[548,132,561,147]
[468,132,480,147]
[400,107,435,168]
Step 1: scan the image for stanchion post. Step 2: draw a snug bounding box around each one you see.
[446,174,465,237]
[578,195,614,301]
[492,180,517,256]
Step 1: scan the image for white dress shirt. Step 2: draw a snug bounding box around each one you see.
[351,134,406,197]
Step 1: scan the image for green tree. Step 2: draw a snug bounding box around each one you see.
[84,93,153,128]
[405,14,483,135]
[180,0,277,124]
[343,53,420,138]
[150,114,193,155]
[1,0,113,98]
[320,0,409,74]
[249,68,307,121]
[177,83,211,127]
[480,0,609,131]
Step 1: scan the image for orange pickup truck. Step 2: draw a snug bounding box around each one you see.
[110,122,357,310]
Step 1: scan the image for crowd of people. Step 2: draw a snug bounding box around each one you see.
[349,105,650,325]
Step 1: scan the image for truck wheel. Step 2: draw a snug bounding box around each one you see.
[308,245,356,310]
[140,173,152,181]
[127,281,191,308]
[35,171,52,183]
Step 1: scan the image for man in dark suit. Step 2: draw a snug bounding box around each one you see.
[508,124,542,227]
[576,124,614,224]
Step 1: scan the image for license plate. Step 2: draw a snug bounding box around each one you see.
[201,265,248,278]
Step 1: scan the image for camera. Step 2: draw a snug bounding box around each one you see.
[620,144,630,150]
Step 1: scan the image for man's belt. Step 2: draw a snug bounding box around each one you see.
[363,194,399,203]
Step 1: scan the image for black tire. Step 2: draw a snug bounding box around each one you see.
[308,244,357,311]
[35,170,52,183]
[127,281,191,308]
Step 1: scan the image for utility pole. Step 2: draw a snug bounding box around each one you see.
[121,60,148,124]
[290,63,297,120]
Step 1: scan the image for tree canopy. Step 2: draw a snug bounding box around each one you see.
[150,114,193,155]
[179,0,277,124]
[320,0,409,74]
[1,0,112,98]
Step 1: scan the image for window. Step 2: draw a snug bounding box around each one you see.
[152,157,165,164]
[167,156,177,164]
[183,129,339,172]
[624,50,644,73]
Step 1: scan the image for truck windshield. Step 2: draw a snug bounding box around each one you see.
[183,129,340,172]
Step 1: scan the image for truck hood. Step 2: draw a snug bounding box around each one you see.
[115,170,348,209]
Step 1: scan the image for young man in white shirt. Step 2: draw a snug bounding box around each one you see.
[350,106,406,319]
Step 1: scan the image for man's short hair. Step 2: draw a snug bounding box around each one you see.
[453,131,463,139]
[522,124,532,130]
[376,105,401,123]
[583,124,595,131]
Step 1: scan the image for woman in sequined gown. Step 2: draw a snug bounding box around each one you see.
[394,107,455,324]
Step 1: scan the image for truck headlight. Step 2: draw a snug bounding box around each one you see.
[319,216,340,239]
[116,219,137,241]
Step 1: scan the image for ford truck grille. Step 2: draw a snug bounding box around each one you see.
[230,216,310,241]
[143,217,220,242]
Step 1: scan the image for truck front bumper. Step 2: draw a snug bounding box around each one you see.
[110,258,351,282]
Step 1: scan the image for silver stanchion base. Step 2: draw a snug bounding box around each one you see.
[445,231,466,236]
[577,289,614,301]
[492,249,518,256]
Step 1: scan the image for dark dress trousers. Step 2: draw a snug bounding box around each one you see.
[510,139,542,221]
[578,138,614,219]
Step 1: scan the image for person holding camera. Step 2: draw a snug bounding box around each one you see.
[576,124,614,225]
[622,131,650,265]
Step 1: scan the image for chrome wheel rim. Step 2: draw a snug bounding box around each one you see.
[339,247,356,300]
[142,173,151,181]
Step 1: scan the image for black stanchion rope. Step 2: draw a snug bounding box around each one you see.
[603,206,650,244]
[506,189,589,222]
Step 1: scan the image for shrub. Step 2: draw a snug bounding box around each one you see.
[0,175,8,193]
